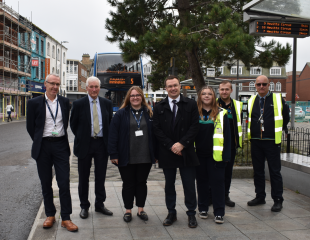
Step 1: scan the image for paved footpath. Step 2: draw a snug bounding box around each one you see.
[27,146,310,240]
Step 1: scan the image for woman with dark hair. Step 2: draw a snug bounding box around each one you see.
[195,86,231,224]
[108,86,157,223]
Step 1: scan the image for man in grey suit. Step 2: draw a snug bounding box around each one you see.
[70,76,113,219]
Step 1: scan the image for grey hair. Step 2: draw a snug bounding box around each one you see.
[86,76,100,87]
[45,74,60,82]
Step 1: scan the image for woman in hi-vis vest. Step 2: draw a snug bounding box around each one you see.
[195,86,231,224]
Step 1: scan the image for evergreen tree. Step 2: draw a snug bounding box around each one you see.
[106,0,292,92]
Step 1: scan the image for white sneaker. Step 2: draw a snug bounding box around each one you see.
[214,216,224,224]
[198,211,208,219]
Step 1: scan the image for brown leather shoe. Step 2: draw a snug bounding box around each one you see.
[43,216,56,229]
[61,220,78,232]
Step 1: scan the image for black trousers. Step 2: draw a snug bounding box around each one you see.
[225,148,236,197]
[163,166,197,216]
[196,157,226,216]
[251,139,283,201]
[36,138,72,220]
[7,111,12,121]
[78,138,108,209]
[118,163,152,209]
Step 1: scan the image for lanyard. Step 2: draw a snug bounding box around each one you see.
[130,109,143,130]
[46,99,58,126]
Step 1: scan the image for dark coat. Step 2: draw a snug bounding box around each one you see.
[70,95,113,159]
[153,95,200,168]
[108,106,157,167]
[26,95,71,160]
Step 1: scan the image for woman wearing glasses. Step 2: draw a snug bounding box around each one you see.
[195,86,231,224]
[108,86,157,223]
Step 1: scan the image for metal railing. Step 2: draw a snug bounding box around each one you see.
[0,56,31,74]
[234,122,310,166]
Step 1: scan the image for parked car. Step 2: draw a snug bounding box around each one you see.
[289,107,305,119]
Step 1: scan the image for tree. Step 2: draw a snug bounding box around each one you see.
[106,0,292,92]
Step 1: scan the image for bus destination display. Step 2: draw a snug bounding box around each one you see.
[249,21,310,38]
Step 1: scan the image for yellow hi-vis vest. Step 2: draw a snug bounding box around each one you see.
[247,93,283,144]
[232,99,243,148]
[213,108,228,162]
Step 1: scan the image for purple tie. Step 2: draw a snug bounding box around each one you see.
[171,100,177,130]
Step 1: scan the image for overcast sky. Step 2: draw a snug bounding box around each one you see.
[6,0,310,72]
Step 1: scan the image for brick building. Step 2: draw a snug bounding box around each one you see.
[81,53,93,77]
[286,63,310,101]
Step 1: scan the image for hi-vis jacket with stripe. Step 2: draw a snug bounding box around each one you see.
[247,92,287,144]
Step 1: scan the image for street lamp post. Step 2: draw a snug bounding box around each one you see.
[60,41,68,96]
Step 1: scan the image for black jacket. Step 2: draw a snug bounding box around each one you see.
[70,96,113,159]
[108,106,157,167]
[195,108,231,162]
[250,92,290,139]
[26,95,70,160]
[153,95,200,168]
[218,98,242,148]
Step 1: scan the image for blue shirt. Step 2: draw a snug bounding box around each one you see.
[88,95,103,137]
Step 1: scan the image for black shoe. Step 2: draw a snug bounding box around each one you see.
[79,209,88,219]
[95,206,113,216]
[137,211,148,221]
[214,216,224,224]
[188,215,197,228]
[271,201,283,212]
[163,213,177,226]
[247,198,266,206]
[225,197,235,207]
[123,213,132,222]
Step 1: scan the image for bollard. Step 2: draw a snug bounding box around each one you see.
[287,133,290,153]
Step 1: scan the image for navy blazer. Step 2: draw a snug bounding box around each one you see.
[108,106,157,167]
[70,95,113,159]
[26,95,71,160]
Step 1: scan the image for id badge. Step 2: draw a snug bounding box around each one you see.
[216,128,222,134]
[135,130,143,137]
[52,131,59,136]
[261,126,265,132]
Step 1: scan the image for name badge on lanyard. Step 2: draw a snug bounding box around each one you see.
[131,108,144,137]
[46,99,59,136]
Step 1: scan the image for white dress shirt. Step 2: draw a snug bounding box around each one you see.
[168,95,180,117]
[43,93,65,137]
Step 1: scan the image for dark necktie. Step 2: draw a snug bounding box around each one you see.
[171,100,177,130]
[260,98,264,114]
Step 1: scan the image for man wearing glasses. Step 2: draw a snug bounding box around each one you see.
[70,76,113,220]
[247,75,289,212]
[26,74,78,232]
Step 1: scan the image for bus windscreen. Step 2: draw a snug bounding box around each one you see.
[97,54,139,73]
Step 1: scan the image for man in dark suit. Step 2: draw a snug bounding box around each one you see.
[70,76,113,219]
[26,74,78,232]
[153,75,200,228]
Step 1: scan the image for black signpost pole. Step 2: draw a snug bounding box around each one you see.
[291,37,297,128]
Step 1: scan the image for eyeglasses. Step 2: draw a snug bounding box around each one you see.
[256,83,268,87]
[130,94,141,98]
[166,84,179,89]
[46,81,61,87]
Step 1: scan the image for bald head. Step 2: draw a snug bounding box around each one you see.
[255,75,270,97]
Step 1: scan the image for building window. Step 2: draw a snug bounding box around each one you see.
[217,67,223,75]
[52,67,54,73]
[36,37,39,53]
[36,67,39,78]
[270,82,274,91]
[66,65,69,73]
[41,40,44,55]
[57,49,60,61]
[276,82,281,91]
[47,42,50,56]
[63,72,65,85]
[41,61,44,79]
[238,83,242,91]
[70,65,73,74]
[57,69,59,74]
[52,45,55,58]
[74,65,78,74]
[250,67,262,75]
[249,81,255,91]
[231,66,242,75]
[270,67,281,75]
[63,52,66,63]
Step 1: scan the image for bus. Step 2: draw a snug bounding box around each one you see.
[91,52,144,112]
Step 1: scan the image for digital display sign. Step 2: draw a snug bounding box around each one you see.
[249,21,310,38]
[181,86,196,90]
[97,73,142,89]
